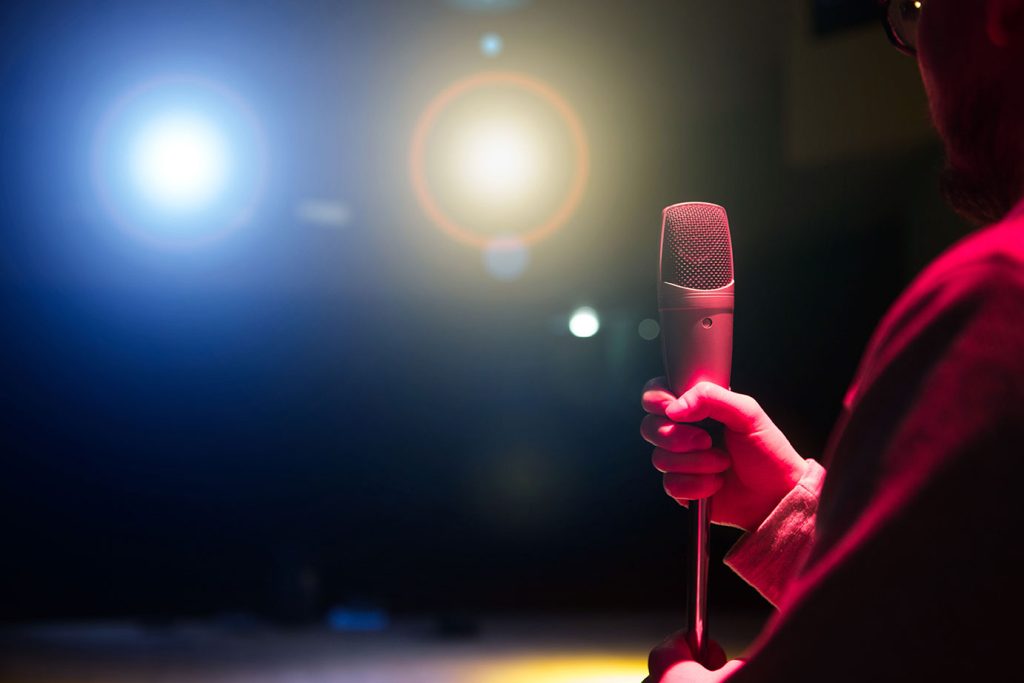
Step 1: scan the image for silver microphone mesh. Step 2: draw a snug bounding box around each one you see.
[660,203,733,290]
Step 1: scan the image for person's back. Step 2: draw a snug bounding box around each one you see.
[737,203,1024,681]
[642,2,1024,680]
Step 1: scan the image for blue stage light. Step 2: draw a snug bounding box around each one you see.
[92,75,267,249]
[131,111,229,211]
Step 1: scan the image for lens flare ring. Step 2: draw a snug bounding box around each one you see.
[410,71,589,249]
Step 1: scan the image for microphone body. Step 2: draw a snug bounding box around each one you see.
[657,202,735,663]
[658,287,734,393]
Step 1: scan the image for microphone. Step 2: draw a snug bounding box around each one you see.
[658,201,735,663]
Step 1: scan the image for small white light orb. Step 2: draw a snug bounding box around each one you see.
[131,111,228,211]
[569,307,600,338]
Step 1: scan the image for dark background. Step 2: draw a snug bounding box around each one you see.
[0,0,964,625]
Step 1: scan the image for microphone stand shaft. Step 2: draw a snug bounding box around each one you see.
[687,496,711,663]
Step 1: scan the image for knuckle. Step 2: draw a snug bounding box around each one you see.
[704,473,725,495]
[662,473,694,498]
[651,448,666,471]
[737,392,760,411]
[695,381,721,397]
[662,475,680,498]
[640,414,652,436]
[652,448,679,472]
[690,382,711,400]
[736,394,766,427]
[641,392,670,416]
[640,415,665,443]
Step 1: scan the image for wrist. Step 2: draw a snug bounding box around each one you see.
[745,457,808,531]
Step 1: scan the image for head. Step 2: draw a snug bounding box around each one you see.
[905,0,1024,224]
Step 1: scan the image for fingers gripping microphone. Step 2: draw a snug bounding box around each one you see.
[658,202,735,663]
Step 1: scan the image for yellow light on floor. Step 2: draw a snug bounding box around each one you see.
[475,655,648,683]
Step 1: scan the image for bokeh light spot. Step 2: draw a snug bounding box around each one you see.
[638,318,661,341]
[295,199,352,229]
[483,236,529,280]
[569,307,600,338]
[480,32,504,57]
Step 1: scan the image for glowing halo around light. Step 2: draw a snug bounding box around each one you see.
[92,75,268,250]
[410,71,589,249]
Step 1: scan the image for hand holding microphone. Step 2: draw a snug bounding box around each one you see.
[641,378,805,532]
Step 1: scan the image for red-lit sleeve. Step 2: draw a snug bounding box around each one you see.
[723,459,825,608]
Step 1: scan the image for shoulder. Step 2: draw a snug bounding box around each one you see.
[845,213,1024,408]
[814,213,1024,571]
[893,212,1024,331]
[915,213,1024,296]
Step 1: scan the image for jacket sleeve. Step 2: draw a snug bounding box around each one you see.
[723,459,826,607]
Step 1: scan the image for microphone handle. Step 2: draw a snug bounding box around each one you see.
[686,417,722,665]
[687,496,711,663]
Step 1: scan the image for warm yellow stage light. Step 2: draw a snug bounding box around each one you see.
[456,120,539,203]
[410,71,589,249]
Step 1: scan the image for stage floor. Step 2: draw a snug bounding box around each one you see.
[0,614,766,682]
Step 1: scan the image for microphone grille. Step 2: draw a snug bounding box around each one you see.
[661,202,733,290]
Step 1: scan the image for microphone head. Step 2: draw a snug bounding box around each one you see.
[660,202,733,291]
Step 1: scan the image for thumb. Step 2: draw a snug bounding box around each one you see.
[666,382,764,433]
